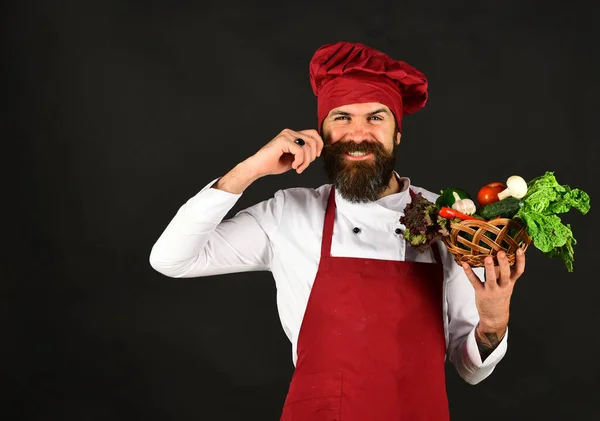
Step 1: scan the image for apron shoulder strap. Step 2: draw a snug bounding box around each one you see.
[320,185,336,258]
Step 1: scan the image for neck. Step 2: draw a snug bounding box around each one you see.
[377,173,402,199]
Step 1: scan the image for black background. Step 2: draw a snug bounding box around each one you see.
[4,1,600,420]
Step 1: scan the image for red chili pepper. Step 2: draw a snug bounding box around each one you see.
[438,206,483,221]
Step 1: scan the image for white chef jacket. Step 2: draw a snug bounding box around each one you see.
[149,173,508,385]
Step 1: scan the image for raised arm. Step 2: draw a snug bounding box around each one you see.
[149,128,324,278]
[149,175,278,278]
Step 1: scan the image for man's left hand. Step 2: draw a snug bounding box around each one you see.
[462,249,526,359]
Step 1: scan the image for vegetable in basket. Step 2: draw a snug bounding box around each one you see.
[479,197,523,219]
[401,171,590,272]
[451,193,476,215]
[512,171,590,272]
[477,182,506,206]
[477,175,528,207]
[497,175,528,200]
[435,188,471,208]
[438,207,483,221]
[400,190,450,252]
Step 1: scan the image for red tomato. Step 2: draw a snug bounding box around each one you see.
[477,182,506,206]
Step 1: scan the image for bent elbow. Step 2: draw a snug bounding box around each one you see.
[149,253,171,277]
[149,248,183,278]
[148,246,203,278]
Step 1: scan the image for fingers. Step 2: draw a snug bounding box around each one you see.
[461,262,484,292]
[299,135,317,172]
[511,248,526,282]
[298,129,324,157]
[295,136,315,173]
[496,251,512,287]
[483,256,498,288]
[294,129,324,173]
[482,250,525,288]
[281,129,323,174]
[287,143,306,172]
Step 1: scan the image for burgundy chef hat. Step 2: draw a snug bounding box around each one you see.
[309,41,428,133]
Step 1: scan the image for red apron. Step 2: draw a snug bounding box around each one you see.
[280,186,449,421]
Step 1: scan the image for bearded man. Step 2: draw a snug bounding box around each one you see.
[149,41,526,420]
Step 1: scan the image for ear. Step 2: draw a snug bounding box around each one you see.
[395,132,401,145]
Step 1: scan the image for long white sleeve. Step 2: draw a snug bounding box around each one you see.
[149,178,281,278]
[445,263,508,385]
[149,178,509,383]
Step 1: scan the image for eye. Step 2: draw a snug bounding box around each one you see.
[334,116,350,120]
[369,115,383,121]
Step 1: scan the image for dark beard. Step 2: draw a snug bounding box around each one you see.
[321,136,397,203]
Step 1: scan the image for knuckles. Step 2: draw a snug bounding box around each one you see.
[280,128,295,138]
[280,128,321,141]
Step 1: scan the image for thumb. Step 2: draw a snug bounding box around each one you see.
[461,263,484,292]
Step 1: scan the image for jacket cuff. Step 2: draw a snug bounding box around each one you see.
[464,326,509,369]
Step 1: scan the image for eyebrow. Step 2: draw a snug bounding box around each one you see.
[330,108,390,117]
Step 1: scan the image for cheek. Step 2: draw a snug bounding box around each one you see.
[325,127,347,144]
[374,128,395,149]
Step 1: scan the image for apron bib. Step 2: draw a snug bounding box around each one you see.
[280,187,449,421]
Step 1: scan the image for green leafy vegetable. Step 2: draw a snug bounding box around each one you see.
[401,190,451,252]
[514,171,590,272]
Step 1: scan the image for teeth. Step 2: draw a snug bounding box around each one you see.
[348,152,368,156]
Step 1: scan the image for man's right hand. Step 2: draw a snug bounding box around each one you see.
[213,129,324,194]
[248,128,324,176]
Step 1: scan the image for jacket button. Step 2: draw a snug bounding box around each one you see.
[395,228,402,234]
[353,227,361,234]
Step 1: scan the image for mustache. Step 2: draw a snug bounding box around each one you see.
[322,141,386,154]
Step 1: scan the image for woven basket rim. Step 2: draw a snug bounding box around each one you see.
[442,217,531,266]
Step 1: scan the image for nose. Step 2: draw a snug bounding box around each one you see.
[345,120,370,142]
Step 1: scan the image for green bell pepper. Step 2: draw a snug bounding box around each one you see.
[435,187,472,208]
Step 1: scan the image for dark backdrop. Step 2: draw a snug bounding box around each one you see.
[4,1,599,420]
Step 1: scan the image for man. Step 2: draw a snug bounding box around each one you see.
[149,41,525,420]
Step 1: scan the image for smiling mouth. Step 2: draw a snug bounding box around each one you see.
[345,152,373,160]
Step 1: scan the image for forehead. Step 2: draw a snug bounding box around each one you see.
[327,102,391,115]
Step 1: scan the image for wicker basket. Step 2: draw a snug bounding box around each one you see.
[441,217,532,267]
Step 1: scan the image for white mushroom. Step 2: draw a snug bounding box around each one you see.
[451,192,477,215]
[497,175,528,200]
